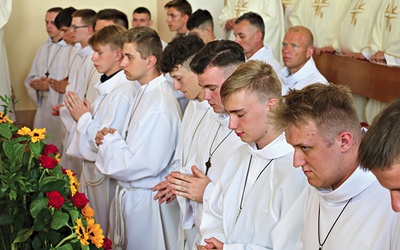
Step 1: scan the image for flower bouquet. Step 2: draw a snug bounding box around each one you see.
[0,96,111,250]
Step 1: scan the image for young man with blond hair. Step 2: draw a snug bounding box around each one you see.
[95,26,181,250]
[198,60,305,249]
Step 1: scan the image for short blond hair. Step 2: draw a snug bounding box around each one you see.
[221,60,281,104]
[89,25,126,51]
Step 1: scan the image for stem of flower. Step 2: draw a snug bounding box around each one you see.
[55,233,77,248]
[38,168,47,183]
[27,150,33,172]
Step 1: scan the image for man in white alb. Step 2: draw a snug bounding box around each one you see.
[63,25,137,237]
[219,0,284,61]
[233,12,281,73]
[25,7,68,148]
[271,83,398,249]
[198,60,306,249]
[95,26,181,250]
[279,26,327,95]
[163,40,245,248]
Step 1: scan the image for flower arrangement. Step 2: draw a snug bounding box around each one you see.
[0,96,111,250]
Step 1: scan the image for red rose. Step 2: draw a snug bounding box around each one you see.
[39,155,58,169]
[61,167,67,174]
[42,144,59,156]
[103,237,112,250]
[71,192,89,209]
[46,190,65,210]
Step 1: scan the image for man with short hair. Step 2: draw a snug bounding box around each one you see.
[359,98,400,211]
[198,60,306,249]
[187,9,216,44]
[58,8,100,177]
[219,0,284,61]
[165,0,192,35]
[271,83,397,249]
[154,33,208,250]
[165,40,244,247]
[63,25,137,237]
[233,12,281,73]
[25,7,67,148]
[279,26,327,95]
[359,97,400,249]
[132,6,153,28]
[94,26,181,250]
[94,8,129,32]
[50,6,77,96]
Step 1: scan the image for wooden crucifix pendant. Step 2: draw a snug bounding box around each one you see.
[205,157,211,175]
[45,71,50,78]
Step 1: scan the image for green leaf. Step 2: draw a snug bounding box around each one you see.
[51,210,69,230]
[30,197,48,218]
[32,217,46,231]
[13,228,33,243]
[0,123,12,139]
[81,244,90,250]
[56,243,74,250]
[29,141,42,157]
[48,229,62,245]
[41,179,68,193]
[0,212,13,225]
[32,235,42,249]
[39,176,59,189]
[68,210,80,225]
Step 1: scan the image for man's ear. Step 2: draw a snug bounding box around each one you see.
[146,54,157,69]
[115,48,123,61]
[256,30,263,43]
[338,131,354,152]
[87,25,94,35]
[183,14,189,23]
[266,98,279,110]
[149,20,154,27]
[306,46,314,57]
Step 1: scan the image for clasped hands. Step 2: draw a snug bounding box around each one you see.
[152,165,211,204]
[64,91,90,122]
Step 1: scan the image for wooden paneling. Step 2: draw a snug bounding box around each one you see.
[313,53,400,103]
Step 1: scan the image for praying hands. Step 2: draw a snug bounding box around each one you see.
[64,91,90,122]
[167,165,211,203]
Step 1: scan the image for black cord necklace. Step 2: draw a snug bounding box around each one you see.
[205,124,233,175]
[236,155,273,221]
[318,198,353,249]
[45,43,62,78]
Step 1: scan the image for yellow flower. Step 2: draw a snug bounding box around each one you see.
[87,218,105,248]
[17,126,33,136]
[66,169,80,196]
[55,153,61,162]
[74,218,89,246]
[30,128,46,143]
[0,112,13,124]
[81,205,95,219]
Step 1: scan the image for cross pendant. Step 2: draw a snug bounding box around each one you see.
[45,71,50,78]
[319,247,322,250]
[205,157,211,175]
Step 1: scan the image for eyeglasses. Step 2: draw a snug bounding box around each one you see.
[71,25,88,31]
